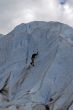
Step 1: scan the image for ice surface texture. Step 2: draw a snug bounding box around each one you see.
[0,21,73,110]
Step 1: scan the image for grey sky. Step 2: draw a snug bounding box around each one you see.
[0,0,73,34]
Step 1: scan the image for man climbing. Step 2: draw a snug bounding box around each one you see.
[30,51,38,66]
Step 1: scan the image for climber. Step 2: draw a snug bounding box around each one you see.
[30,51,38,66]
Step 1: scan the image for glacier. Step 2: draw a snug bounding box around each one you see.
[0,21,73,110]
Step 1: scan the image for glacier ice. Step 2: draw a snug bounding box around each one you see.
[0,21,73,110]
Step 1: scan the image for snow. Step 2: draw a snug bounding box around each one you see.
[0,21,73,110]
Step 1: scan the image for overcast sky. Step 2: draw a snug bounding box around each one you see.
[0,0,73,34]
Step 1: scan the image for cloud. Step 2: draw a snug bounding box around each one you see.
[0,0,73,34]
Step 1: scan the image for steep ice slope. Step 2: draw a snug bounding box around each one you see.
[0,21,73,110]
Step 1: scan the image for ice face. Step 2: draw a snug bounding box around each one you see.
[0,21,73,110]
